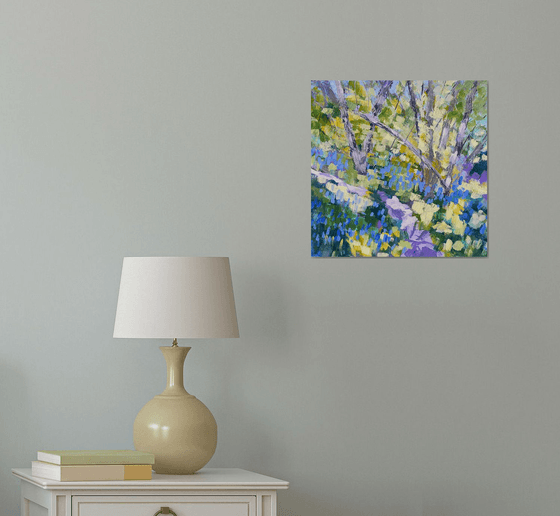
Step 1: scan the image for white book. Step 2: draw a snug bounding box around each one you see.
[37,449,155,465]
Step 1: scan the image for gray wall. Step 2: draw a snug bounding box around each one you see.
[1,1,559,515]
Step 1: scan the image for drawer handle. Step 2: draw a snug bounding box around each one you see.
[154,508,177,516]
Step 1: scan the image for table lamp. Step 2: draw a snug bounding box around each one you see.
[113,257,239,474]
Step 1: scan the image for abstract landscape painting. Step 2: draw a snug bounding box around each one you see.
[311,81,487,257]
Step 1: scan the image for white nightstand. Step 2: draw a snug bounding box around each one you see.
[12,467,289,516]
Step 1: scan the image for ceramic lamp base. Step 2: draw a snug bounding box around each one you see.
[133,346,217,474]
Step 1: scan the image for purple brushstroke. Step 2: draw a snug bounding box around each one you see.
[462,161,474,175]
[464,167,487,184]
[375,191,442,257]
[405,228,442,257]
[380,193,417,236]
[311,169,367,197]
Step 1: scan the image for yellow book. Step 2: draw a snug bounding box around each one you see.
[31,461,152,481]
[37,450,155,465]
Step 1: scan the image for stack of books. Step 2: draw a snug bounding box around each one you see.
[31,450,155,481]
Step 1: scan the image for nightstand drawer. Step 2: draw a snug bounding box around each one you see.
[72,495,256,516]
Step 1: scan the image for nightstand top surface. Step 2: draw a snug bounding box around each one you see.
[12,467,289,491]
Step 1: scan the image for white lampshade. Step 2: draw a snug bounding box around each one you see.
[113,257,239,339]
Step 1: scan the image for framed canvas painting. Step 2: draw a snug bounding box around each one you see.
[311,81,487,257]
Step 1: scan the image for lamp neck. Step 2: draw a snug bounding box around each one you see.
[159,345,191,396]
